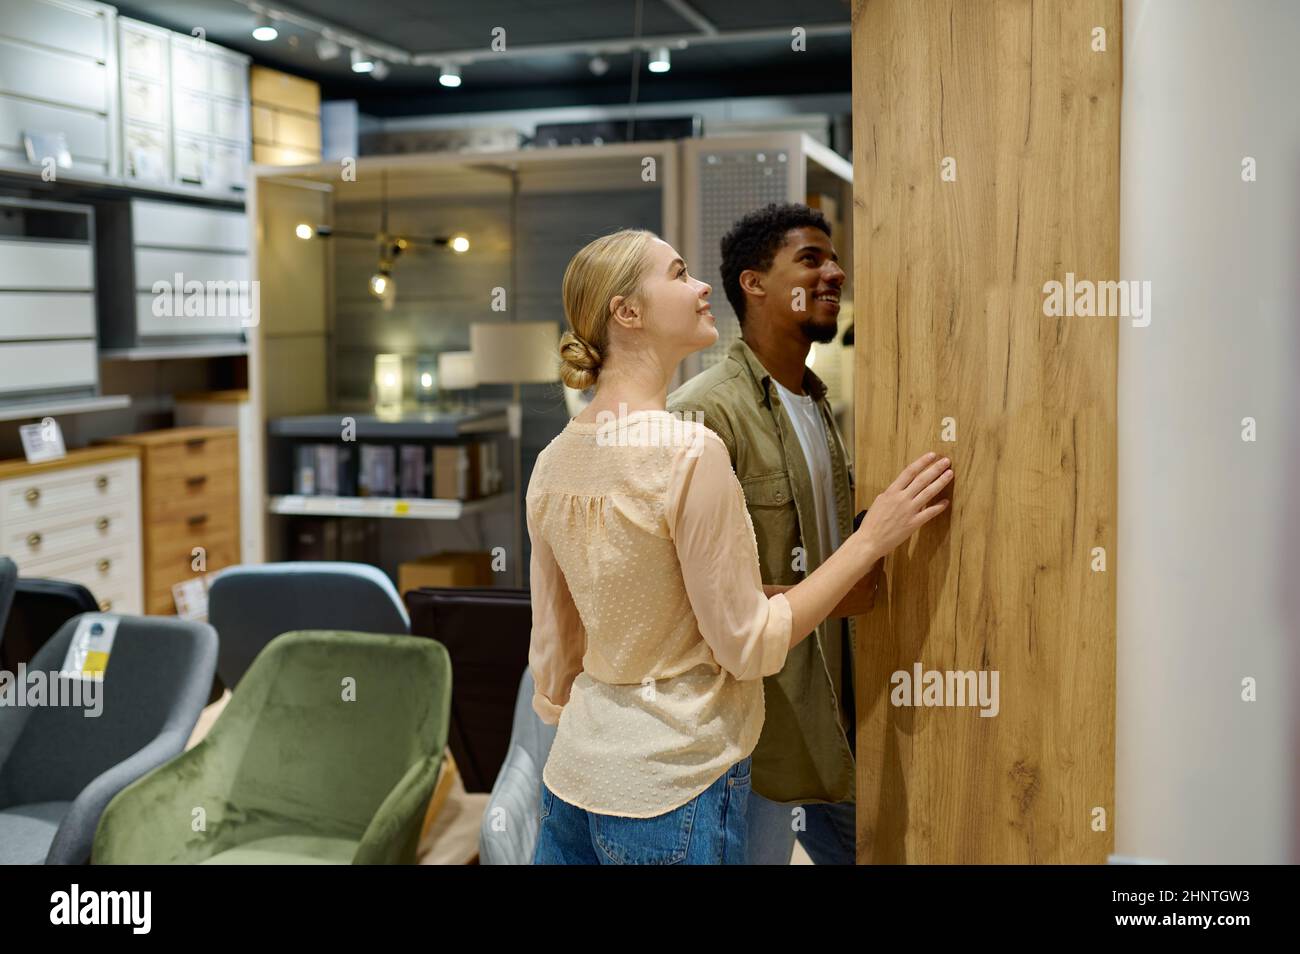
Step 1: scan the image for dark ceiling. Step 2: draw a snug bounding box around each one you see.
[112,0,852,115]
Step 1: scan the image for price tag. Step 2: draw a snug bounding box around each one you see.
[61,614,120,680]
[19,417,66,464]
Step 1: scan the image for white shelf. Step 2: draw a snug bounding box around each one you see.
[0,394,130,422]
[268,492,511,521]
[100,342,248,361]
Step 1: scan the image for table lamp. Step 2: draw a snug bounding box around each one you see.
[470,320,560,586]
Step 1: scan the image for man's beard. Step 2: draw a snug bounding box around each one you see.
[799,316,840,344]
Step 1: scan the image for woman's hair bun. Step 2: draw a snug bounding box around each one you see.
[559,330,602,391]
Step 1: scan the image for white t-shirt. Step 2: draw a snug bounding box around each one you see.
[772,379,841,560]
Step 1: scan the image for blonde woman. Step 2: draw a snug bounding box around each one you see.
[528,229,952,864]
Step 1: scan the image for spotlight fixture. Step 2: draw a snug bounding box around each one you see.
[448,234,469,254]
[350,47,375,73]
[588,55,609,76]
[368,269,393,300]
[294,223,314,240]
[371,59,390,81]
[648,46,670,73]
[315,37,341,60]
[439,64,461,88]
[252,14,278,42]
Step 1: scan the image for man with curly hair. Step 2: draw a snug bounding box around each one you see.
[669,202,875,865]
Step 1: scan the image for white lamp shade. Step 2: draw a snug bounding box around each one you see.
[470,321,560,384]
[437,351,478,390]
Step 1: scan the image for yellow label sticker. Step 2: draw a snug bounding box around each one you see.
[393,500,410,515]
[82,651,110,676]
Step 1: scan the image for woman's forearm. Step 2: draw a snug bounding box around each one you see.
[782,534,880,649]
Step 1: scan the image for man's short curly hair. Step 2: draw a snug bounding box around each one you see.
[719,202,831,324]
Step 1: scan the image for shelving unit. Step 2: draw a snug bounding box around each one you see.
[268,492,510,521]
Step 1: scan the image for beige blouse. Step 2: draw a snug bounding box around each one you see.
[527,409,793,818]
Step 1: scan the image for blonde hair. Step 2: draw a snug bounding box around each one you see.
[558,228,657,391]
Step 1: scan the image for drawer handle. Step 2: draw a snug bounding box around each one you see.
[185,438,208,451]
[99,598,113,612]
[26,532,41,549]
[96,517,111,532]
[24,488,39,504]
[186,475,208,488]
[187,513,209,526]
[98,558,111,573]
[96,475,109,490]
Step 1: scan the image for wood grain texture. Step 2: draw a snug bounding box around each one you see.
[852,0,1119,863]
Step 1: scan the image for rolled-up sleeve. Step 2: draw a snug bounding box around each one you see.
[526,497,586,724]
[666,428,792,681]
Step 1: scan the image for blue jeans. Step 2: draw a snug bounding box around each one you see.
[745,792,856,865]
[533,757,751,865]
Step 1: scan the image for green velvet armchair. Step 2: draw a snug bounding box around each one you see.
[92,630,450,864]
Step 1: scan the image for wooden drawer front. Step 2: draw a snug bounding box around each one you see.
[22,542,137,597]
[120,20,168,80]
[0,293,96,340]
[2,0,111,61]
[0,95,111,166]
[0,340,96,395]
[0,239,93,290]
[5,502,138,565]
[145,434,237,481]
[211,54,248,101]
[145,523,236,613]
[134,293,247,338]
[145,469,237,521]
[122,76,168,126]
[132,200,248,252]
[123,122,171,182]
[134,248,249,289]
[0,37,108,113]
[212,99,248,144]
[173,86,213,137]
[171,41,210,92]
[1,458,137,526]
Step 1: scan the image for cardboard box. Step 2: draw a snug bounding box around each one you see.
[433,444,482,500]
[251,65,320,115]
[399,552,495,594]
[252,142,320,166]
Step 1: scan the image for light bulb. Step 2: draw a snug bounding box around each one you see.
[252,15,277,42]
[295,223,314,240]
[351,47,375,73]
[420,372,433,389]
[369,272,390,298]
[449,234,469,253]
[439,64,461,88]
[648,47,670,73]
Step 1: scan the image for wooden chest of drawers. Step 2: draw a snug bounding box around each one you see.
[0,446,144,614]
[106,426,239,614]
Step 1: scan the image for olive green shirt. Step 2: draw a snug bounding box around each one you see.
[668,336,857,805]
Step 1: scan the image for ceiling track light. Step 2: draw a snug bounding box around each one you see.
[252,13,278,42]
[439,63,462,88]
[648,46,671,72]
[315,37,341,60]
[350,46,375,73]
[371,59,390,81]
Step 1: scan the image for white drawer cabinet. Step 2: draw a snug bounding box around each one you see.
[116,17,249,196]
[0,196,101,408]
[0,0,118,177]
[96,197,250,347]
[0,448,143,615]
